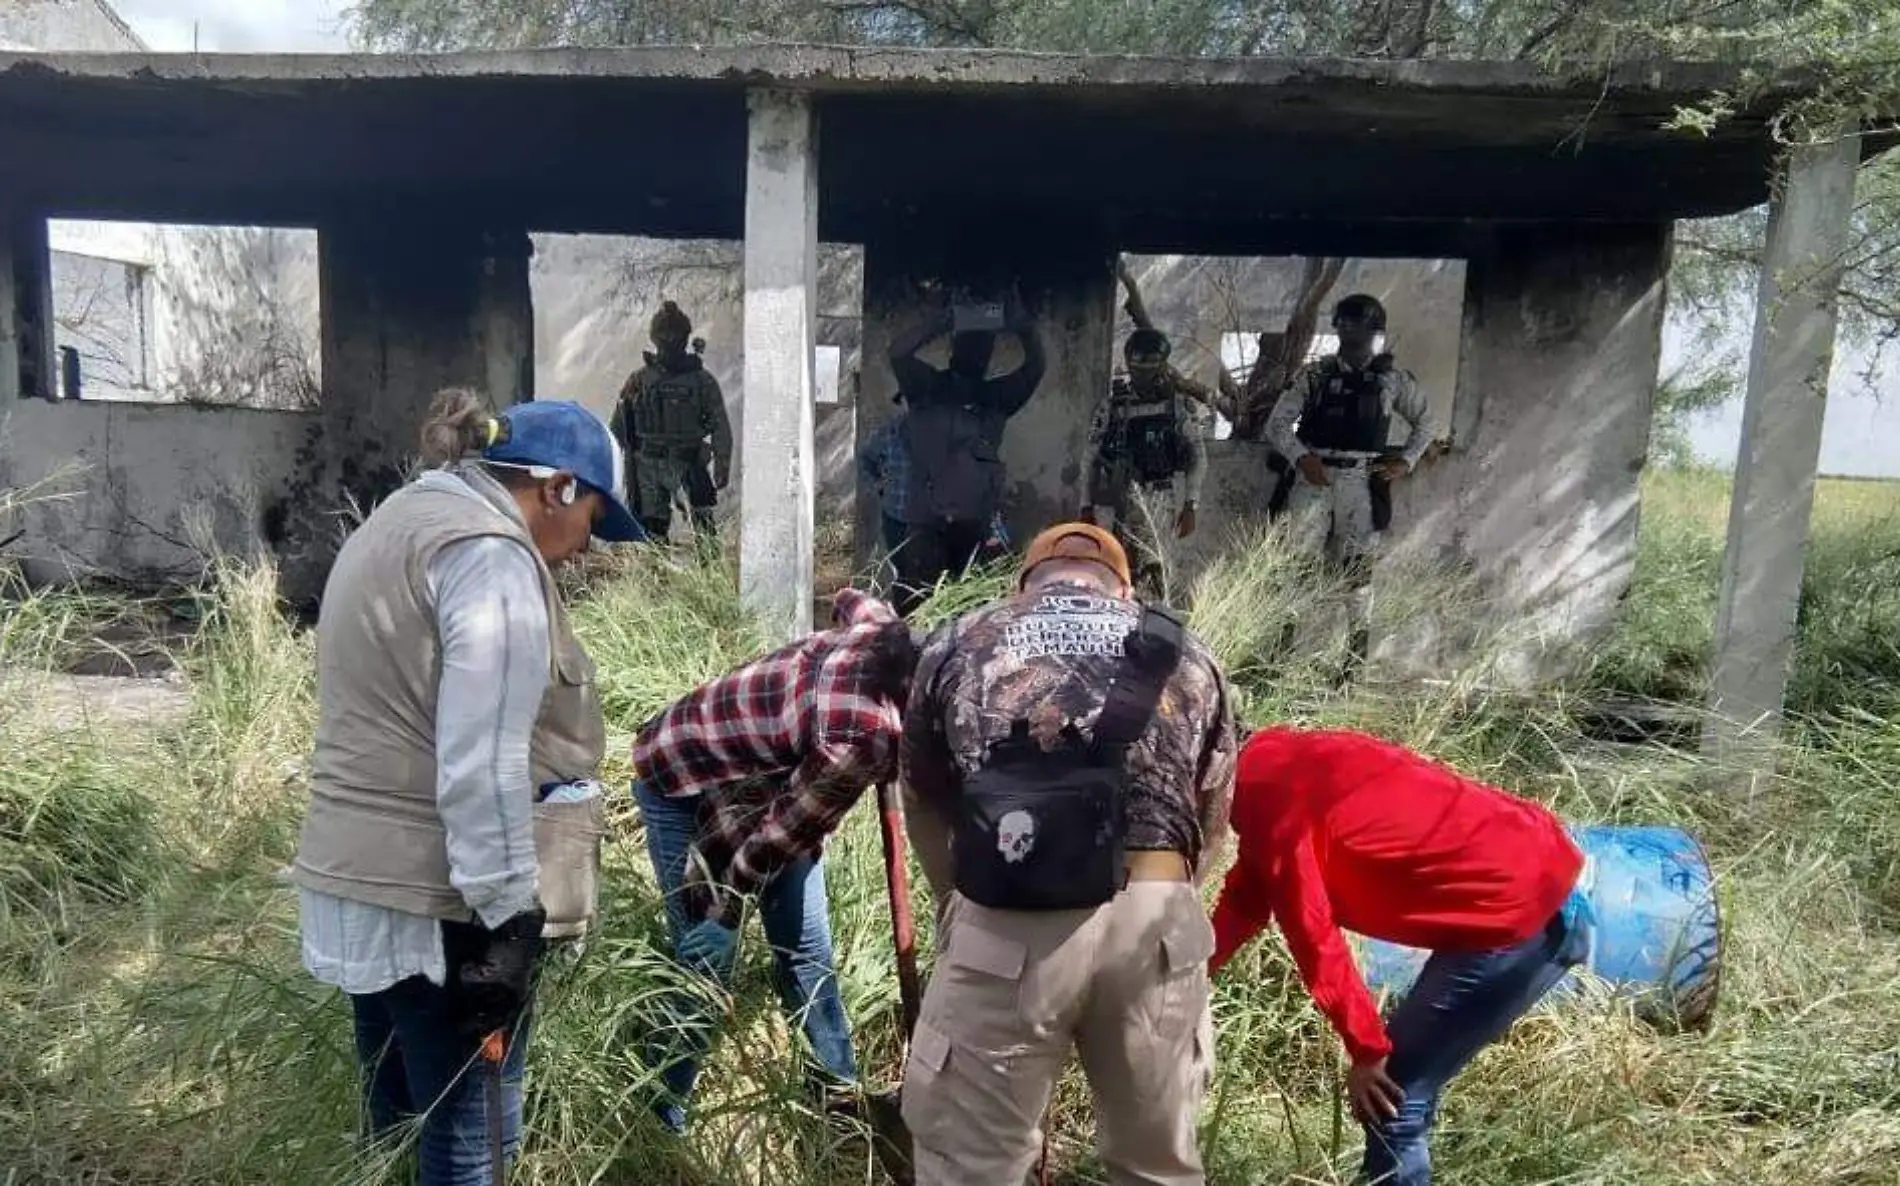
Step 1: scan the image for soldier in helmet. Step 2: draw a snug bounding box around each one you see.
[1264,293,1441,664]
[610,302,734,543]
[1079,328,1209,603]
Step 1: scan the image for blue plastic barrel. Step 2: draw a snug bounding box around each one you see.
[1355,824,1722,1031]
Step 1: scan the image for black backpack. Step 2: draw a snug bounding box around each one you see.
[952,606,1188,911]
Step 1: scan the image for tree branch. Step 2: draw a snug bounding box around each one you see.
[1514,0,1590,62]
[1398,0,1437,59]
[1116,258,1154,331]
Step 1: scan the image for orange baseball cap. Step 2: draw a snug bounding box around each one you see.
[1018,522,1133,589]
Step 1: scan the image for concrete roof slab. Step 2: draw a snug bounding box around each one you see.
[0,46,1868,250]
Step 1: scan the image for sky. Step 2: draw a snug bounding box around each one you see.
[115,0,351,53]
[108,2,1899,477]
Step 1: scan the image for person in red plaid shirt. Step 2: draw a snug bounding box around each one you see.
[631,587,918,1135]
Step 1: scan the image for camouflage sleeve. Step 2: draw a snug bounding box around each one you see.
[1191,649,1240,884]
[700,373,734,480]
[608,398,630,450]
[610,371,642,448]
[1264,366,1313,463]
[1389,369,1440,469]
[1169,368,1217,409]
[1213,367,1245,424]
[1177,398,1208,507]
[900,622,962,818]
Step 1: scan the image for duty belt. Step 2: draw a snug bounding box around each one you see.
[1320,456,1365,469]
[637,441,698,458]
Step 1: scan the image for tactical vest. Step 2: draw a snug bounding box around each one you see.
[1297,358,1392,454]
[1106,378,1187,486]
[629,356,708,455]
[950,606,1187,911]
[904,400,1003,526]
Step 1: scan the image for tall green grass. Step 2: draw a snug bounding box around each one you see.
[0,472,1897,1184]
[1589,469,1900,717]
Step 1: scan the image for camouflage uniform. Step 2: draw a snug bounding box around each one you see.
[899,582,1238,1186]
[610,354,733,542]
[1084,370,1210,603]
[1265,353,1438,655]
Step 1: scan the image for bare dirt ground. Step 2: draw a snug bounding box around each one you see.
[3,601,196,733]
[4,668,191,733]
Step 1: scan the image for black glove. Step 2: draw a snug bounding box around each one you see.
[443,907,547,1037]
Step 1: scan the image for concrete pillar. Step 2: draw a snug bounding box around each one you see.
[739,89,819,643]
[1443,224,1671,682]
[856,240,1115,565]
[1704,132,1861,772]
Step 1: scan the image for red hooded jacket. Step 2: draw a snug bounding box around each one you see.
[1210,726,1582,1064]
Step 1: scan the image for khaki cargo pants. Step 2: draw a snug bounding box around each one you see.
[900,883,1216,1186]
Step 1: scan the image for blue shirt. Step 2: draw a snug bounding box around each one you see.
[859,417,913,523]
[859,415,1010,544]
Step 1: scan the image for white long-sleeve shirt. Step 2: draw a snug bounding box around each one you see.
[299,469,552,996]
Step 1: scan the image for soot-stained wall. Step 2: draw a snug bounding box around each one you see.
[855,238,1117,561]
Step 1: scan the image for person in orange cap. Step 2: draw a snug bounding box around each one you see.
[898,522,1239,1186]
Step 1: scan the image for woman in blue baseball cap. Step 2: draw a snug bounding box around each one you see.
[291,389,642,1184]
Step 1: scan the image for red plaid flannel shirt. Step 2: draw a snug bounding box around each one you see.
[632,588,904,920]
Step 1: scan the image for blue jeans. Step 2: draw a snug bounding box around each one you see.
[351,975,531,1186]
[635,781,859,1128]
[1362,897,1592,1186]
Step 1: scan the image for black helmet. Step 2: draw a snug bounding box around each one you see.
[1332,294,1387,333]
[650,300,692,343]
[1124,328,1171,360]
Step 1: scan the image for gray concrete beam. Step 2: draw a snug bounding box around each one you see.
[738,89,819,643]
[1703,130,1861,776]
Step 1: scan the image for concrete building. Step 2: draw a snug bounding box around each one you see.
[0,47,1876,773]
[0,0,139,53]
[0,1,320,581]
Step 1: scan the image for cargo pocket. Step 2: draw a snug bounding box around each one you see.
[1153,901,1216,1045]
[934,909,1044,1053]
[534,793,605,939]
[900,1018,955,1145]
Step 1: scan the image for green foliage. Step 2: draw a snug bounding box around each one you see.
[1649,360,1738,470]
[4,473,1899,1183]
[1586,470,1900,722]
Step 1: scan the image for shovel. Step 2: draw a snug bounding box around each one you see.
[481,1028,508,1186]
[874,781,921,1184]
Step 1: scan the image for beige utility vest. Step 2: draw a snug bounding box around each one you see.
[292,470,606,925]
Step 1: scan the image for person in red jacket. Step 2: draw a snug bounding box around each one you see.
[1210,725,1592,1186]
